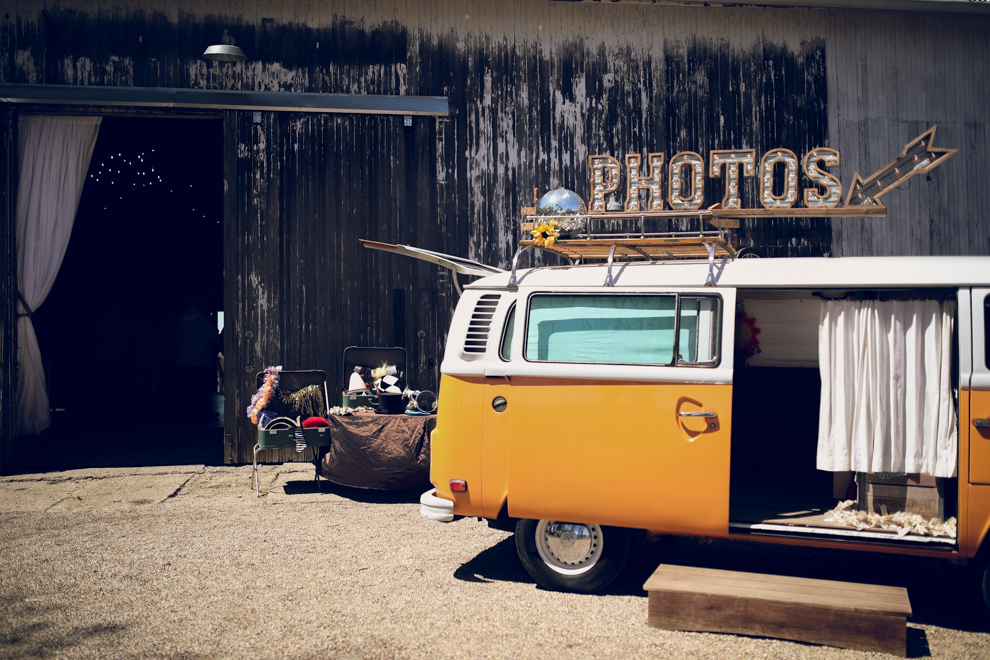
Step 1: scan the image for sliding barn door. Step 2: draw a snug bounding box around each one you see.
[224,111,442,464]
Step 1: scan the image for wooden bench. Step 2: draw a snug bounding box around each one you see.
[644,564,913,656]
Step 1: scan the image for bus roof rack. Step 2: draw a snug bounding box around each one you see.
[512,210,740,288]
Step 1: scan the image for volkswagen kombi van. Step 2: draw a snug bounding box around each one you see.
[412,252,990,603]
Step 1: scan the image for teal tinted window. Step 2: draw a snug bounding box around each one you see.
[525,295,677,364]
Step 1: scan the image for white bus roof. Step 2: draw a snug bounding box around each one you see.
[468,256,990,290]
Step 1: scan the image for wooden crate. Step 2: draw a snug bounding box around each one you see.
[857,472,944,519]
[644,564,912,656]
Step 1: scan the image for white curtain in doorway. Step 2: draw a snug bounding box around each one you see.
[816,298,957,478]
[15,115,102,436]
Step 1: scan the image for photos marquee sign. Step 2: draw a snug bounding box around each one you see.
[587,126,955,218]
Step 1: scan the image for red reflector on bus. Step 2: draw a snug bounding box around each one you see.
[449,479,468,493]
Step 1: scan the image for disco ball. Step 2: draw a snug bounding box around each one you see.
[535,188,587,238]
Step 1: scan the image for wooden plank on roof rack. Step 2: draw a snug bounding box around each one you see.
[524,206,884,221]
[522,206,884,224]
[710,207,886,218]
[519,237,735,261]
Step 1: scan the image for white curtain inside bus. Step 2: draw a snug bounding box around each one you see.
[816,298,957,478]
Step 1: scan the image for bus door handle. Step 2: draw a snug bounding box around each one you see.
[678,411,717,418]
[975,419,990,428]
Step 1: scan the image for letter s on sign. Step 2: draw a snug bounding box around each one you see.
[803,148,842,209]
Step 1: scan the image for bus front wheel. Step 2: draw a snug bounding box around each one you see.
[515,519,630,593]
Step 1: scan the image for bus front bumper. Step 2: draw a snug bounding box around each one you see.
[420,488,456,522]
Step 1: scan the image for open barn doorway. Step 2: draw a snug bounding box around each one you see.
[27,116,224,470]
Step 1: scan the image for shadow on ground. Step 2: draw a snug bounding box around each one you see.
[5,396,225,475]
[312,479,431,505]
[632,536,989,633]
[278,475,429,506]
[454,536,532,585]
[456,531,990,637]
[0,591,128,657]
[8,415,224,474]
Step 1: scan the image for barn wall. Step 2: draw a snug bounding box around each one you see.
[225,109,440,461]
[826,11,990,256]
[0,104,14,467]
[2,1,987,462]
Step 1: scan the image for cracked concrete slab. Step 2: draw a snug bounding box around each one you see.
[0,468,203,513]
[0,481,87,512]
[166,465,262,505]
[265,463,344,503]
[0,463,359,511]
[1,465,204,483]
[47,473,196,511]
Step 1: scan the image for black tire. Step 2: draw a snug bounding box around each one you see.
[514,518,630,594]
[981,558,990,613]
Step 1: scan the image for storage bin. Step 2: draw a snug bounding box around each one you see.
[341,346,407,413]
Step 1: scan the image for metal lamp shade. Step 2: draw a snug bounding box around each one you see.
[203,44,246,62]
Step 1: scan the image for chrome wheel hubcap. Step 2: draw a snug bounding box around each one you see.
[535,520,603,576]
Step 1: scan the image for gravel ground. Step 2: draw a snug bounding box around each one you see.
[1,464,989,659]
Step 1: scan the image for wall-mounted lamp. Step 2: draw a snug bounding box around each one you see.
[203,29,247,62]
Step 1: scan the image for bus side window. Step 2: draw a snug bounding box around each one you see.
[524,294,678,365]
[500,304,516,361]
[678,297,721,365]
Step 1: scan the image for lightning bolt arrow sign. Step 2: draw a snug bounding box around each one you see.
[845,126,957,207]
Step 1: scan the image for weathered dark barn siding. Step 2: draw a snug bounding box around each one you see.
[224,109,440,462]
[826,11,990,256]
[0,104,14,455]
[1,1,988,464]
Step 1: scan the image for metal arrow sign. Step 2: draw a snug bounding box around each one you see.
[845,125,957,207]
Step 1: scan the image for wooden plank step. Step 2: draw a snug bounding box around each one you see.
[644,564,912,656]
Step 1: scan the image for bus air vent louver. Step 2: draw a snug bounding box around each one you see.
[464,294,501,354]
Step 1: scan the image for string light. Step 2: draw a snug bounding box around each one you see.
[87,144,213,223]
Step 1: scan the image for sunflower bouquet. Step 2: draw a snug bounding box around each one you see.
[530,218,561,248]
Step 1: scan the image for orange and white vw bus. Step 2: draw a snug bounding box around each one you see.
[412,252,990,601]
